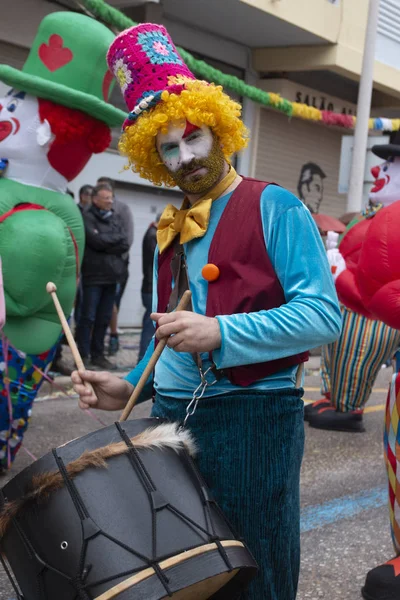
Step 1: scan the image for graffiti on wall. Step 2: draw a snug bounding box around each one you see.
[297,162,326,214]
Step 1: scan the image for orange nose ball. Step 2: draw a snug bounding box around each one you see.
[202,263,220,282]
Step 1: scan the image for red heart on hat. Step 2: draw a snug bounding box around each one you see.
[102,71,113,101]
[38,34,73,72]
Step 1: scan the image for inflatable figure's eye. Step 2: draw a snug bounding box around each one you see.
[383,165,388,172]
[6,99,19,113]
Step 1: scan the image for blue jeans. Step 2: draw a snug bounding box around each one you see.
[115,271,129,310]
[74,279,83,331]
[76,284,117,359]
[138,291,154,362]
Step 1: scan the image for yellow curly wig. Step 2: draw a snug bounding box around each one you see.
[118,80,249,186]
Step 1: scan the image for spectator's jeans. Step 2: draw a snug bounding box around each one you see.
[115,270,129,310]
[76,284,117,359]
[138,291,154,362]
[74,279,83,333]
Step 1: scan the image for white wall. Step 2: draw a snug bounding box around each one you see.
[115,185,181,327]
[68,150,169,196]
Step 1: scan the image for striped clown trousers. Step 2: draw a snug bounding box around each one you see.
[320,306,400,412]
[385,371,400,554]
[383,373,400,554]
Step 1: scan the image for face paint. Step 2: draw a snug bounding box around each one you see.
[183,121,200,138]
[157,120,225,195]
[369,157,400,207]
[0,88,67,192]
[157,120,212,172]
[0,90,37,154]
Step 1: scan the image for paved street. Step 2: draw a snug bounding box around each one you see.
[0,334,394,599]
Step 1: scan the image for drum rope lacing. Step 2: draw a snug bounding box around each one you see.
[0,421,235,599]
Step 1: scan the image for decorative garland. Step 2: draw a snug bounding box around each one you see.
[79,0,400,133]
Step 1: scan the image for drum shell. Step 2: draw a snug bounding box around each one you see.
[0,418,257,599]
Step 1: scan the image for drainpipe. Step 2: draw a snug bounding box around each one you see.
[346,0,380,212]
[236,49,261,177]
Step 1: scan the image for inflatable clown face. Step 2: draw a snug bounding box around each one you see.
[369,156,400,207]
[0,89,52,155]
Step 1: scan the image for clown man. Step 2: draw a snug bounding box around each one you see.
[72,23,342,600]
[306,136,400,433]
[0,12,125,470]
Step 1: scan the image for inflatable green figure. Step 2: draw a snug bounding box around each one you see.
[0,12,125,470]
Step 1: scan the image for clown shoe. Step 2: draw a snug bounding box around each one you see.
[308,405,365,433]
[362,556,400,600]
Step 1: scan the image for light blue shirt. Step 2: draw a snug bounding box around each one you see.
[126,184,342,401]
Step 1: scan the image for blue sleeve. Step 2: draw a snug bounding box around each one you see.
[124,338,155,403]
[212,186,342,369]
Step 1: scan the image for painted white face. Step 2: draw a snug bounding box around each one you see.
[156,120,213,174]
[369,157,400,207]
[0,88,52,159]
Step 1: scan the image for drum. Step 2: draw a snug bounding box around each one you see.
[0,418,257,599]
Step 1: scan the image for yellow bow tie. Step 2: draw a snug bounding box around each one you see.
[157,167,238,253]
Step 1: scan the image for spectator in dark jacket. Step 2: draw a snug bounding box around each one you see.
[97,177,134,354]
[138,217,159,361]
[78,184,94,213]
[73,184,94,333]
[76,183,129,370]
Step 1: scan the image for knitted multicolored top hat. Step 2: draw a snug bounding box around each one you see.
[0,12,126,127]
[107,23,248,186]
[107,23,196,129]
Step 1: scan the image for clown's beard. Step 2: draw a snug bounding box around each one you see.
[169,137,226,196]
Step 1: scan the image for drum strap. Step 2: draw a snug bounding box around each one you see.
[168,239,223,380]
[167,240,191,315]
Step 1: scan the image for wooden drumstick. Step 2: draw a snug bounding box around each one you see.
[46,282,96,396]
[119,290,192,422]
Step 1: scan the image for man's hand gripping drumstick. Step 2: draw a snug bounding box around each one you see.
[70,290,192,413]
[119,290,192,421]
[46,282,97,400]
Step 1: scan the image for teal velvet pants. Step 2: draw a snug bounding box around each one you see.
[152,388,304,600]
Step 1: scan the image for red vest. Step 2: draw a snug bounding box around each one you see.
[157,177,309,386]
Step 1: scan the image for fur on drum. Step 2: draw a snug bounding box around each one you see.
[0,423,196,537]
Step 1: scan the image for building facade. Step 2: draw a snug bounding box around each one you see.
[1,0,400,325]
